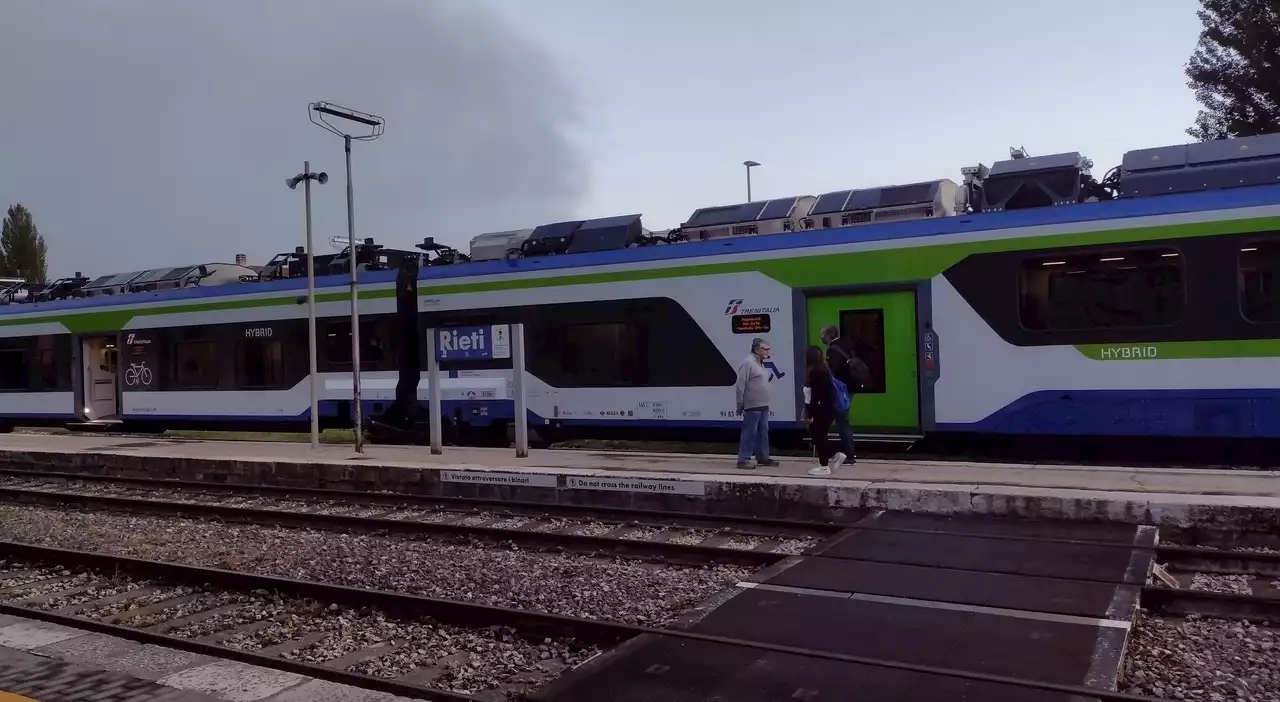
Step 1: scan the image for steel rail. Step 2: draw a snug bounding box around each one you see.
[1140,585,1280,621]
[0,541,637,645]
[0,600,477,702]
[1155,544,1280,577]
[0,540,1192,702]
[0,486,783,567]
[4,469,1279,568]
[0,466,840,536]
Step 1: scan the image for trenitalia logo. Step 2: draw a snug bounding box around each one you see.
[724,299,780,315]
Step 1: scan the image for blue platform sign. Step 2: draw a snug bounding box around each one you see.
[436,325,512,361]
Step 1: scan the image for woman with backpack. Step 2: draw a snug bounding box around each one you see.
[802,345,848,477]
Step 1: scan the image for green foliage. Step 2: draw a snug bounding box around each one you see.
[1185,0,1280,141]
[0,204,49,284]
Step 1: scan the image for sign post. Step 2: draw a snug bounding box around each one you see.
[512,322,528,458]
[430,323,528,457]
[426,329,443,455]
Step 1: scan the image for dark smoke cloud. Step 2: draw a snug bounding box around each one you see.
[0,0,586,276]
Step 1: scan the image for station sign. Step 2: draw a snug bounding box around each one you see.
[435,324,511,361]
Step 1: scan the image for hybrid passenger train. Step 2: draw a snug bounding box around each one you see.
[0,131,1277,452]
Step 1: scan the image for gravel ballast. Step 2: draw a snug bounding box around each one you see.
[0,475,820,553]
[1122,612,1279,701]
[0,559,595,698]
[0,504,751,625]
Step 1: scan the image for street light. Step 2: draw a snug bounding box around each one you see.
[286,163,328,450]
[743,160,761,202]
[308,101,385,454]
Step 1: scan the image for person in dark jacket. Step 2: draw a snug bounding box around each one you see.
[820,324,860,462]
[803,345,847,477]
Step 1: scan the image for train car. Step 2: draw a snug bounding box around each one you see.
[0,131,1277,454]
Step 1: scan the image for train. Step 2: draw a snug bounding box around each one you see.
[0,129,1278,455]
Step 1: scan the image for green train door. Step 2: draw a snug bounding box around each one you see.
[806,291,920,434]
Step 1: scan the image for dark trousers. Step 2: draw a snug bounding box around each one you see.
[808,412,836,466]
[833,410,857,457]
[737,408,771,464]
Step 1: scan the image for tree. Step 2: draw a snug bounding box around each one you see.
[1185,0,1280,141]
[0,204,50,284]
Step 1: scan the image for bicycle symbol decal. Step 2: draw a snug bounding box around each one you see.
[124,361,153,387]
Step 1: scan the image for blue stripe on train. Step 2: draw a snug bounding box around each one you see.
[121,399,518,424]
[938,389,1280,438]
[117,389,1280,439]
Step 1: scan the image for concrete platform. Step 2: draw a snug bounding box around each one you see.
[0,433,1278,533]
[0,614,410,701]
[538,513,1157,701]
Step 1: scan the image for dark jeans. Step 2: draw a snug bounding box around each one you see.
[833,410,857,457]
[737,408,771,464]
[809,412,835,466]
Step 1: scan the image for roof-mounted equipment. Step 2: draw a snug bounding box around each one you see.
[30,273,89,303]
[979,151,1111,212]
[469,229,534,262]
[566,214,643,254]
[1119,132,1280,199]
[800,180,958,230]
[521,220,583,257]
[682,196,815,241]
[415,237,470,266]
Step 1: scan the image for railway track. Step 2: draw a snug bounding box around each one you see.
[0,466,834,535]
[2,469,1279,589]
[0,540,1231,702]
[0,540,633,701]
[0,477,1274,701]
[0,471,830,568]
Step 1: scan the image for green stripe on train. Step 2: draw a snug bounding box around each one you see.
[0,288,396,333]
[1075,339,1280,360]
[3,212,1278,333]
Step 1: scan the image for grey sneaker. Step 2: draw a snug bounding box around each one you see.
[757,459,780,467]
[736,462,755,470]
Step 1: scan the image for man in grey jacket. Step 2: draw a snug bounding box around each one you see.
[734,337,779,470]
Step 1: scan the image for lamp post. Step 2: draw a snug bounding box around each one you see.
[743,160,760,201]
[286,163,328,449]
[308,101,385,454]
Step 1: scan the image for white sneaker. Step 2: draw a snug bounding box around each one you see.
[830,452,847,471]
[807,465,831,476]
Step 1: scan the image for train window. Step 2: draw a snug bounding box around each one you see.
[237,339,285,389]
[528,297,736,388]
[559,321,645,387]
[0,349,25,390]
[837,309,887,394]
[1240,240,1280,323]
[1018,248,1184,331]
[37,348,58,390]
[323,321,385,367]
[173,341,219,389]
[32,336,60,390]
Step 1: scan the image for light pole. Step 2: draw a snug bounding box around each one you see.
[309,101,385,454]
[286,163,328,450]
[743,160,760,202]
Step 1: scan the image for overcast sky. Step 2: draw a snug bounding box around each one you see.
[1,0,1206,277]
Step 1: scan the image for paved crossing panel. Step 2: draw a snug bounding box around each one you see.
[541,513,1155,702]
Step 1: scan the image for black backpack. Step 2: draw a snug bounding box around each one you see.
[829,342,870,391]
